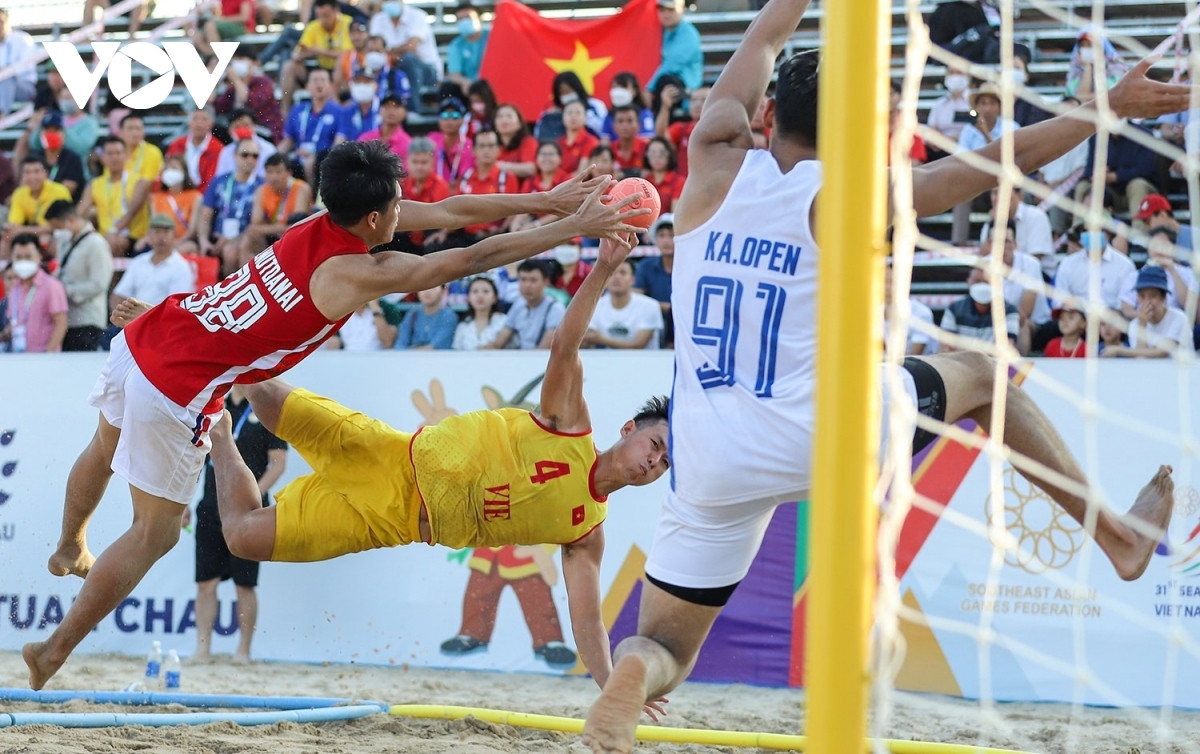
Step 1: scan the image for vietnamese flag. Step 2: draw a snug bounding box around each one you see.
[479,0,662,123]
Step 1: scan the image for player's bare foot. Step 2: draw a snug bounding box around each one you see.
[1109,465,1175,581]
[210,409,233,446]
[23,641,63,690]
[231,652,251,665]
[191,651,215,665]
[582,655,648,754]
[47,544,95,578]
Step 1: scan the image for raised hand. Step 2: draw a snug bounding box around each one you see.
[544,167,613,217]
[596,232,636,269]
[1107,55,1196,120]
[572,181,650,249]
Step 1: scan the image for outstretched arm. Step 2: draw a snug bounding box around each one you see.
[535,233,634,434]
[562,527,610,688]
[397,170,608,230]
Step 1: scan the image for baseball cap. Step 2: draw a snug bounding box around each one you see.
[380,91,410,109]
[1135,193,1171,221]
[1135,265,1170,293]
[148,213,176,230]
[439,96,466,117]
[651,212,674,237]
[41,110,64,129]
[1052,300,1086,320]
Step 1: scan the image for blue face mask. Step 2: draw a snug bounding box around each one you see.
[457,17,478,36]
[383,1,402,18]
[1079,231,1106,252]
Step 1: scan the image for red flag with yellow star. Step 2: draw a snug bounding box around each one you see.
[479,0,661,123]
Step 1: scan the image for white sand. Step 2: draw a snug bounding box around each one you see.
[3,651,1200,753]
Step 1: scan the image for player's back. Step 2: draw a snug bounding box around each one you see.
[671,150,821,505]
[124,213,367,416]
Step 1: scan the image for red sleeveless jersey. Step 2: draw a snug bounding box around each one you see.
[124,213,367,415]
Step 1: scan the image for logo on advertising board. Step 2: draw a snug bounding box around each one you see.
[1,428,15,543]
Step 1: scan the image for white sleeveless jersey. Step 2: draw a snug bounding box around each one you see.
[670,150,821,505]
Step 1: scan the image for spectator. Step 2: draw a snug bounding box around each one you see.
[5,156,72,253]
[1010,43,1051,127]
[883,262,937,356]
[395,137,450,253]
[447,2,489,90]
[464,80,497,141]
[281,0,353,115]
[150,155,203,250]
[14,111,85,201]
[1053,229,1137,317]
[215,50,284,142]
[1066,29,1127,101]
[536,71,608,141]
[584,259,663,349]
[958,82,1018,151]
[196,0,255,58]
[333,19,371,94]
[1135,193,1195,254]
[357,91,411,159]
[199,138,264,273]
[927,0,993,61]
[109,214,195,314]
[1042,302,1088,358]
[602,72,655,141]
[1128,226,1193,313]
[82,0,153,36]
[978,219,1051,355]
[589,144,619,181]
[939,268,1019,350]
[453,276,508,350]
[337,68,382,144]
[185,385,287,664]
[1039,95,1088,234]
[558,101,600,175]
[633,213,675,348]
[1103,266,1193,358]
[888,82,926,166]
[495,104,538,180]
[1,233,67,353]
[119,113,162,240]
[279,68,343,187]
[491,260,565,349]
[429,96,475,183]
[165,108,225,194]
[656,85,708,178]
[1076,121,1159,226]
[924,65,973,162]
[368,34,413,105]
[610,105,649,175]
[77,136,146,257]
[0,8,36,113]
[1098,313,1126,355]
[395,285,458,350]
[648,0,702,92]
[369,0,441,90]
[549,243,593,301]
[39,79,101,160]
[244,154,314,258]
[510,141,569,232]
[642,136,685,212]
[43,199,113,352]
[980,185,1053,257]
[330,299,397,350]
[215,110,277,181]
[453,129,521,238]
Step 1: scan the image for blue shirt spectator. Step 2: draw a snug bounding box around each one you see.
[447,3,489,86]
[338,97,381,142]
[395,287,458,350]
[203,170,261,237]
[601,108,656,141]
[284,99,344,155]
[648,0,703,91]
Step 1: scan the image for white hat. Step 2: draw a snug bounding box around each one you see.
[651,212,675,237]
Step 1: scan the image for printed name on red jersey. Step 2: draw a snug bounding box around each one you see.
[253,247,306,312]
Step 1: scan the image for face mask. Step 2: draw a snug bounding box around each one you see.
[1008,69,1027,87]
[552,245,581,265]
[559,93,579,106]
[609,87,634,107]
[11,260,39,280]
[160,167,185,187]
[968,282,993,305]
[457,17,478,36]
[1079,231,1106,251]
[350,82,377,104]
[1078,47,1094,64]
[944,74,969,93]
[57,97,79,114]
[383,1,402,18]
[52,228,73,250]
[40,130,64,151]
[470,101,486,116]
[365,51,388,72]
[231,60,251,78]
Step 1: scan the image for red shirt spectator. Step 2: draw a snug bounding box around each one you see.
[457,131,520,235]
[667,120,697,177]
[402,149,451,246]
[613,137,648,175]
[643,136,685,211]
[165,111,225,193]
[558,131,599,175]
[214,55,284,141]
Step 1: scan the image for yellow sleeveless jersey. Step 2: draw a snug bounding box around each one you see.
[410,408,607,549]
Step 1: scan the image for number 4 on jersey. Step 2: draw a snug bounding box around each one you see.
[529,460,570,485]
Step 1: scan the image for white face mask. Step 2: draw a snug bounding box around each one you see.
[944,74,969,93]
[552,245,581,265]
[365,51,388,72]
[609,87,634,107]
[1078,47,1094,64]
[559,93,579,106]
[350,82,377,104]
[160,168,185,187]
[52,228,73,250]
[968,282,993,305]
[471,101,486,116]
[1008,69,1027,87]
[11,260,39,280]
[231,60,251,78]
[57,97,79,114]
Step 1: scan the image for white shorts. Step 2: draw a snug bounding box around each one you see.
[88,334,220,504]
[646,366,919,591]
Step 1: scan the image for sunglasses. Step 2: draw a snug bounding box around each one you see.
[239,152,260,159]
[439,110,463,119]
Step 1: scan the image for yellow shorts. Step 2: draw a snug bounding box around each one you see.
[271,388,424,562]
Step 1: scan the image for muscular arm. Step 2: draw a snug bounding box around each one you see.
[396,171,604,230]
[561,527,611,689]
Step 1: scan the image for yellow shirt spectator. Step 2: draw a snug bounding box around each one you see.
[299,14,352,69]
[91,170,150,239]
[8,180,72,225]
[125,141,164,184]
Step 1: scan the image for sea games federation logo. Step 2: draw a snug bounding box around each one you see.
[43,41,238,110]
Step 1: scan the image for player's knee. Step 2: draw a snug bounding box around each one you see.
[133,516,182,558]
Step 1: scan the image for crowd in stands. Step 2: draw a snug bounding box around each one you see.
[0,0,1198,360]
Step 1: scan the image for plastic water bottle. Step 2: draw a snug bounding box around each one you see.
[145,641,162,687]
[163,649,181,690]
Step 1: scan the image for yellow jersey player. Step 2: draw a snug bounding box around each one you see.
[208,232,669,710]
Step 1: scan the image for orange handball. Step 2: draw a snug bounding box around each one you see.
[603,177,662,230]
